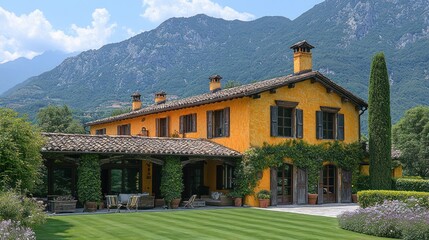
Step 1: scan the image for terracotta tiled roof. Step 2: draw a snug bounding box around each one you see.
[41,133,241,157]
[86,71,368,126]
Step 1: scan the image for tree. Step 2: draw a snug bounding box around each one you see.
[0,108,45,192]
[37,105,85,133]
[393,106,429,178]
[368,52,392,189]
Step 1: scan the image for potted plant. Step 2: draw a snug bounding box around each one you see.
[77,154,102,212]
[160,156,184,209]
[257,190,270,208]
[228,191,243,207]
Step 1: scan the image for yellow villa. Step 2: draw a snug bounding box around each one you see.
[42,41,370,207]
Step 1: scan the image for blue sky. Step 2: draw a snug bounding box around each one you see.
[0,0,324,63]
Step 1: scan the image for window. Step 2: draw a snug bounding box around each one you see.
[156,117,169,137]
[95,128,106,135]
[117,124,130,135]
[216,165,234,190]
[207,108,230,138]
[270,101,303,138]
[316,107,344,140]
[179,113,197,133]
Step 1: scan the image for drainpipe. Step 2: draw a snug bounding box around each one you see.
[358,106,368,141]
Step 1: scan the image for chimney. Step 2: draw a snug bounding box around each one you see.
[209,74,222,93]
[131,92,142,111]
[290,40,315,74]
[154,91,166,104]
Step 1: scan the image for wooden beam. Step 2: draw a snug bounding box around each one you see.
[252,94,261,99]
[288,83,295,88]
[269,89,277,94]
[326,88,334,93]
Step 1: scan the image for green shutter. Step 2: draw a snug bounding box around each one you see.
[179,115,184,134]
[271,106,279,137]
[207,111,213,139]
[155,118,160,137]
[223,107,230,137]
[337,113,345,140]
[191,113,197,132]
[316,111,323,139]
[296,109,303,138]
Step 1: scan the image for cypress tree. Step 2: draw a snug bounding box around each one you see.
[368,52,392,189]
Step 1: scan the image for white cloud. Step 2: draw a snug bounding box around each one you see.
[0,7,116,63]
[141,0,255,22]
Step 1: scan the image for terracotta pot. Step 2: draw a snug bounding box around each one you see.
[170,198,181,209]
[85,202,97,212]
[352,194,358,203]
[259,199,269,208]
[308,194,318,205]
[234,197,242,207]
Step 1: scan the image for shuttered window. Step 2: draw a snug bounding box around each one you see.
[271,105,303,139]
[216,165,234,190]
[96,128,106,135]
[156,117,169,137]
[179,113,197,133]
[316,110,345,140]
[117,124,130,135]
[207,107,230,139]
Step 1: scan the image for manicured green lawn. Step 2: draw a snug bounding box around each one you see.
[35,208,390,240]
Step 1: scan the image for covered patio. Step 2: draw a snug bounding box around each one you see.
[40,133,241,209]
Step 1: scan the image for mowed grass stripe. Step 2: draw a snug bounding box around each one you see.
[35,208,390,240]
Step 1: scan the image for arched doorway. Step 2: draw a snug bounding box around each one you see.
[322,164,337,203]
[277,163,293,204]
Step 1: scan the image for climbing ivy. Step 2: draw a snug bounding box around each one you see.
[233,140,364,195]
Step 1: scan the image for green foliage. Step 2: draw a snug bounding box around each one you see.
[160,156,184,204]
[223,80,241,89]
[77,154,101,204]
[368,52,392,190]
[354,174,370,193]
[110,107,131,117]
[396,178,429,192]
[0,189,46,228]
[393,105,429,178]
[0,108,45,192]
[37,105,85,134]
[358,190,429,208]
[236,140,364,196]
[257,190,271,199]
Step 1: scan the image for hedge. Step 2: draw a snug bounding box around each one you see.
[396,178,429,192]
[358,190,429,208]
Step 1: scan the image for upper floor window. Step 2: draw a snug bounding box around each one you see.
[207,108,230,139]
[117,124,130,135]
[316,107,344,140]
[156,117,169,137]
[270,101,303,138]
[95,128,106,135]
[179,113,197,134]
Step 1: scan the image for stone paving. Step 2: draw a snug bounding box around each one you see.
[260,203,360,218]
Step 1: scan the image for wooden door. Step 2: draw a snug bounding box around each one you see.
[296,168,307,204]
[277,164,293,204]
[341,170,352,203]
[323,165,337,203]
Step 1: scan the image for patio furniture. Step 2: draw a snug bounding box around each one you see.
[49,196,77,213]
[106,195,122,213]
[126,195,140,212]
[183,195,197,208]
[138,195,155,209]
[201,192,233,206]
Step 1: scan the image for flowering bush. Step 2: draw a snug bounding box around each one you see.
[0,220,36,240]
[0,190,46,228]
[338,198,429,239]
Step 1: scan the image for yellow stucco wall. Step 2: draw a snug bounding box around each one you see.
[91,78,362,206]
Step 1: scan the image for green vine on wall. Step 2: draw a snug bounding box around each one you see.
[233,140,364,195]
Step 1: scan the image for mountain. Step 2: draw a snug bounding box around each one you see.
[1,0,428,130]
[0,51,78,95]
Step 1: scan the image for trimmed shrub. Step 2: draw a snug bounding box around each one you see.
[160,156,184,205]
[338,199,429,239]
[77,154,101,205]
[358,190,429,208]
[0,190,46,228]
[354,174,370,192]
[0,220,36,240]
[396,178,429,192]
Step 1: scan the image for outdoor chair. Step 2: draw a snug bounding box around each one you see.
[106,195,122,213]
[126,195,140,212]
[183,194,197,208]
